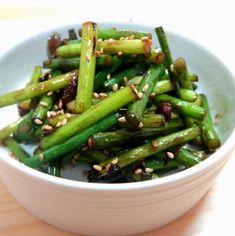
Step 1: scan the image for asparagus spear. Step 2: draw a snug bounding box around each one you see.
[0,70,79,107]
[103,63,147,90]
[24,113,119,168]
[179,89,197,102]
[126,64,166,127]
[76,22,97,113]
[79,27,152,40]
[40,86,137,149]
[0,111,32,140]
[98,127,200,171]
[56,39,152,57]
[90,119,184,149]
[154,94,205,120]
[175,148,202,167]
[17,65,42,114]
[199,94,221,150]
[4,137,30,162]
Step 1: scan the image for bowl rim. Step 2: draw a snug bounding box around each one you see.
[0,21,235,191]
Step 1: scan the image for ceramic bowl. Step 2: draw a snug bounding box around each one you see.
[0,23,235,236]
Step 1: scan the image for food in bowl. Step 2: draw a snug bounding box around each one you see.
[0,22,221,183]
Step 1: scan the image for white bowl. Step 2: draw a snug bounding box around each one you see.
[0,23,235,236]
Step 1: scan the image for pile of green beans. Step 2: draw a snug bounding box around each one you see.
[0,22,221,183]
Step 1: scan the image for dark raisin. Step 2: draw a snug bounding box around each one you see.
[61,76,78,104]
[47,32,61,59]
[156,102,172,120]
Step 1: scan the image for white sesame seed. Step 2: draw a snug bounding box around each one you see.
[54,104,59,110]
[170,64,175,72]
[105,163,111,171]
[130,84,139,99]
[118,116,127,123]
[93,92,100,98]
[39,154,44,161]
[65,113,71,118]
[151,140,158,148]
[150,92,156,98]
[145,168,154,173]
[47,91,53,96]
[95,51,101,57]
[117,51,123,56]
[97,38,103,42]
[156,48,161,53]
[137,92,144,99]
[120,86,124,89]
[167,151,175,159]
[58,99,63,109]
[56,121,62,127]
[93,164,102,172]
[100,48,104,54]
[141,36,149,41]
[87,137,93,147]
[107,74,111,79]
[112,83,119,91]
[111,158,118,165]
[50,111,57,117]
[129,34,135,39]
[34,118,43,125]
[57,109,64,115]
[40,101,48,107]
[42,125,53,131]
[138,122,144,128]
[61,118,67,126]
[142,84,149,93]
[120,37,125,40]
[47,111,51,119]
[99,93,108,98]
[135,168,142,175]
[108,38,115,44]
[86,55,91,61]
[123,76,128,84]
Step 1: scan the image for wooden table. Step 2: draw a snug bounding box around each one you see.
[0,2,235,235]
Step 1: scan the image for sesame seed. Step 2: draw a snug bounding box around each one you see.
[141,36,149,41]
[54,105,59,110]
[73,153,79,160]
[151,140,158,148]
[150,92,156,98]
[145,168,154,173]
[129,34,135,39]
[56,121,62,127]
[112,83,119,91]
[95,51,101,57]
[130,84,139,99]
[93,92,99,98]
[99,93,108,98]
[120,37,125,40]
[87,137,93,147]
[40,101,48,107]
[97,38,103,42]
[61,118,67,126]
[65,113,71,118]
[138,122,144,128]
[105,163,111,171]
[111,158,118,165]
[58,100,63,109]
[123,76,128,84]
[100,48,104,54]
[170,64,175,72]
[117,51,123,56]
[107,74,111,79]
[47,91,53,96]
[142,84,149,93]
[8,150,15,158]
[47,111,51,119]
[137,92,144,99]
[39,154,44,161]
[50,111,57,117]
[34,118,43,125]
[108,38,115,44]
[156,48,161,53]
[118,116,127,123]
[131,54,137,58]
[167,152,175,159]
[134,168,142,175]
[93,164,102,172]
[86,55,91,61]
[42,124,53,131]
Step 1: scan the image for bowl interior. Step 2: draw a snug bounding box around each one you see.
[0,23,235,183]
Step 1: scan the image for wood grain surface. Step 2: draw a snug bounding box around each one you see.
[0,2,235,235]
